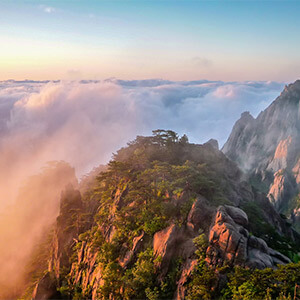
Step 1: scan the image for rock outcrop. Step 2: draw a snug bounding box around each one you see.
[206,205,291,269]
[32,273,60,300]
[204,138,219,150]
[187,195,215,233]
[48,184,83,279]
[119,231,145,268]
[69,241,102,299]
[223,80,300,225]
[153,224,196,278]
[174,258,198,300]
[222,111,255,170]
[30,129,300,300]
[33,185,84,299]
[174,204,292,300]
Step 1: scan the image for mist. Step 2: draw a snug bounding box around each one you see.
[0,79,284,199]
[0,78,284,296]
[0,161,77,297]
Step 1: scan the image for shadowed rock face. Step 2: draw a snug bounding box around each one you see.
[187,195,215,233]
[33,185,84,300]
[222,111,255,171]
[206,205,291,269]
[48,184,83,280]
[204,138,219,150]
[32,273,61,300]
[119,231,145,268]
[223,80,300,223]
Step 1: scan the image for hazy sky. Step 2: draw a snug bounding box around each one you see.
[0,0,300,81]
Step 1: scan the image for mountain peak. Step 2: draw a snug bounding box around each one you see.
[281,79,300,98]
[204,138,219,150]
[240,111,254,121]
[223,80,300,225]
[287,79,300,89]
[221,111,255,167]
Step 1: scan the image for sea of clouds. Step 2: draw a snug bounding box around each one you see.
[0,79,284,204]
[0,78,286,295]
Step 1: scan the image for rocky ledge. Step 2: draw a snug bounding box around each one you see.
[206,205,291,269]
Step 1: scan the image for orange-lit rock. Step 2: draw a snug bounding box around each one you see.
[292,159,300,185]
[206,205,290,269]
[174,258,198,300]
[268,170,286,206]
[274,137,292,159]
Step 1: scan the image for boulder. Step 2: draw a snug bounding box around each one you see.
[224,205,248,227]
[32,272,60,300]
[206,205,290,269]
[187,195,215,233]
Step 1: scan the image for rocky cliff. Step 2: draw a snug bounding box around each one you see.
[30,131,299,300]
[33,185,85,299]
[206,205,290,269]
[33,195,294,300]
[223,80,300,227]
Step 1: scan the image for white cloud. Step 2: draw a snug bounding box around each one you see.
[0,79,284,207]
[39,5,56,13]
[191,56,213,68]
[0,78,288,295]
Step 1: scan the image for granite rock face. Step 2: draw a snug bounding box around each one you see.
[153,223,196,279]
[174,259,198,300]
[32,273,60,300]
[48,185,83,280]
[33,185,84,300]
[119,231,145,268]
[204,138,219,150]
[223,80,300,226]
[187,195,215,233]
[206,205,291,269]
[174,204,292,300]
[30,132,300,300]
[69,241,103,300]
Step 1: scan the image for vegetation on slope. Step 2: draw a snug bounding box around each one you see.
[25,130,300,299]
[187,233,300,300]
[62,130,231,299]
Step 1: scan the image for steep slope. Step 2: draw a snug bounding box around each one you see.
[0,161,77,299]
[29,131,300,300]
[223,80,300,223]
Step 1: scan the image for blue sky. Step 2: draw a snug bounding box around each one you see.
[0,0,300,81]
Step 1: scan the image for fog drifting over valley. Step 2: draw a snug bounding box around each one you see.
[0,78,286,295]
[0,79,284,205]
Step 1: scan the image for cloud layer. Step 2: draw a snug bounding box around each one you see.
[0,78,285,295]
[0,79,284,205]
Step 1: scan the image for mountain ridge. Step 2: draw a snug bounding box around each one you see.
[25,130,300,300]
[223,79,300,225]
